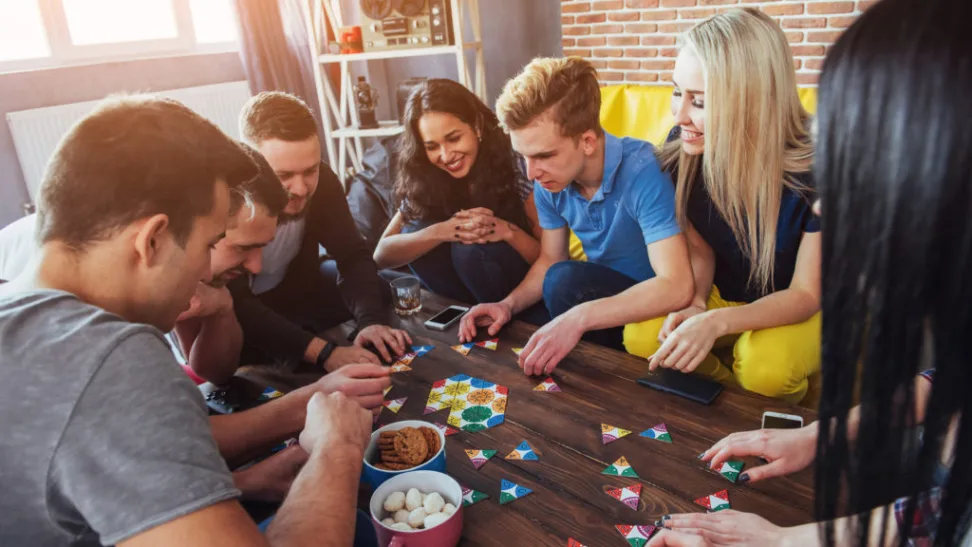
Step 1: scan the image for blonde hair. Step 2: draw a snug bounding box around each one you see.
[660,8,813,295]
[495,56,604,138]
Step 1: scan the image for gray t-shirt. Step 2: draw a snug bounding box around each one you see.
[0,290,239,545]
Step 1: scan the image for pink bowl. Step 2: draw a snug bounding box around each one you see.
[369,471,463,547]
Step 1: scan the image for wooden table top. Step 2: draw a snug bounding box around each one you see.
[337,291,816,547]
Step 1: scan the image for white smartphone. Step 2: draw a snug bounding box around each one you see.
[424,305,469,331]
[762,411,804,429]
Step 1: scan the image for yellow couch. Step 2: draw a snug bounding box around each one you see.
[568,85,818,260]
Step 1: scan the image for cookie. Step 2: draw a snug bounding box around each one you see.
[393,427,429,465]
[420,427,440,460]
[381,451,409,464]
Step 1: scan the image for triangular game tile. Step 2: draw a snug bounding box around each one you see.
[718,460,745,483]
[464,449,497,470]
[257,387,284,402]
[434,421,459,436]
[615,524,656,547]
[461,486,488,507]
[389,363,412,373]
[474,338,499,350]
[382,397,406,413]
[639,423,672,443]
[602,456,639,478]
[601,423,633,445]
[694,489,730,512]
[383,385,392,397]
[451,343,474,356]
[606,484,642,510]
[499,479,532,504]
[505,440,539,461]
[533,377,562,392]
[411,345,434,357]
[567,539,588,547]
[512,347,523,356]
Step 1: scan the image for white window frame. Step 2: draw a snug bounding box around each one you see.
[0,0,238,74]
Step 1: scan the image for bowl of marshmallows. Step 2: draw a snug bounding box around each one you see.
[369,470,463,546]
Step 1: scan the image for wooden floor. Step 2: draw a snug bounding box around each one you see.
[244,291,817,546]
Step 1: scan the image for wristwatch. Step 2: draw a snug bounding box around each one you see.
[316,341,336,369]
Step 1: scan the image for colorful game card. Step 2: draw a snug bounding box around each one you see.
[499,479,532,504]
[606,484,642,510]
[601,423,632,444]
[718,460,745,483]
[639,423,672,443]
[464,449,497,470]
[694,489,731,512]
[615,524,656,547]
[411,345,434,357]
[433,421,459,436]
[451,343,474,356]
[461,486,489,507]
[474,338,499,350]
[512,347,523,356]
[602,456,639,478]
[382,397,406,414]
[257,387,284,402]
[425,374,508,432]
[505,440,539,461]
[533,377,561,392]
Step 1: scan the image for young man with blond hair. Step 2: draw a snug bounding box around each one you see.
[232,92,411,370]
[459,57,694,375]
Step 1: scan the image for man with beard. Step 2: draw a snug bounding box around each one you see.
[234,92,411,369]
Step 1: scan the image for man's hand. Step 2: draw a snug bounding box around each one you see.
[518,310,584,376]
[314,363,391,411]
[354,325,412,363]
[700,424,817,483]
[458,301,513,343]
[177,283,234,323]
[234,445,309,502]
[648,310,724,374]
[324,345,381,371]
[298,391,371,456]
[650,511,785,546]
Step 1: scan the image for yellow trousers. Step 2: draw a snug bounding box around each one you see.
[623,287,821,404]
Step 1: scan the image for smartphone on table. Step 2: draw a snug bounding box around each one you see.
[761,411,804,429]
[636,368,723,405]
[424,305,469,331]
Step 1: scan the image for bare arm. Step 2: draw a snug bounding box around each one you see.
[173,286,243,385]
[684,223,715,310]
[118,501,269,547]
[570,234,694,330]
[498,194,542,264]
[210,387,311,466]
[373,211,448,270]
[708,231,821,335]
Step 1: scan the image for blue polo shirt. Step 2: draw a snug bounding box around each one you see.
[533,133,680,282]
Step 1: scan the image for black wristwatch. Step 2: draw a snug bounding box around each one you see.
[316,342,336,369]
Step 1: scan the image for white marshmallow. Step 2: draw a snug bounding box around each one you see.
[383,491,406,512]
[393,509,410,524]
[405,488,423,511]
[442,503,457,515]
[407,507,427,529]
[423,492,445,514]
[381,518,395,527]
[390,522,412,532]
[424,512,451,529]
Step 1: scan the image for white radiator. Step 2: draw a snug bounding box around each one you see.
[5,81,252,202]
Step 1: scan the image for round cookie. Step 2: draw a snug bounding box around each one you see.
[393,427,429,465]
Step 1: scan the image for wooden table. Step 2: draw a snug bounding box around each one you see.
[245,291,817,546]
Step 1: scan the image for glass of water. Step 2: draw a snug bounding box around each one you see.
[391,276,422,316]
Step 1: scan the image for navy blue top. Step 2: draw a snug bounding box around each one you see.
[667,127,819,303]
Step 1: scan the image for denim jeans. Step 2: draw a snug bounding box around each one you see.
[542,260,640,350]
[402,221,549,325]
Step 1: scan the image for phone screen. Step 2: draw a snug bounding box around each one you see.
[428,307,465,325]
[763,415,803,429]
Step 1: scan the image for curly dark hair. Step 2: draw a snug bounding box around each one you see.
[395,79,531,233]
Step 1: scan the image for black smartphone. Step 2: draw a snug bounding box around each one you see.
[637,368,723,405]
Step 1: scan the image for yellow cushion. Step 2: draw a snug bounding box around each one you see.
[566,85,817,262]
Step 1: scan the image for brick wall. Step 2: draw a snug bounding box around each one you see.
[561,0,878,86]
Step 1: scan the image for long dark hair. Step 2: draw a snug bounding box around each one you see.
[815,0,972,544]
[395,79,531,232]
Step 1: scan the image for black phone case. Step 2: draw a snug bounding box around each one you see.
[637,368,723,405]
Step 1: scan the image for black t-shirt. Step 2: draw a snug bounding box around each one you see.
[667,127,819,303]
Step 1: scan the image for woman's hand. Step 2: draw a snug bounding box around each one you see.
[648,309,724,373]
[700,424,818,483]
[649,511,787,546]
[433,214,491,243]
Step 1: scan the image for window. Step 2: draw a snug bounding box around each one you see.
[0,0,238,72]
